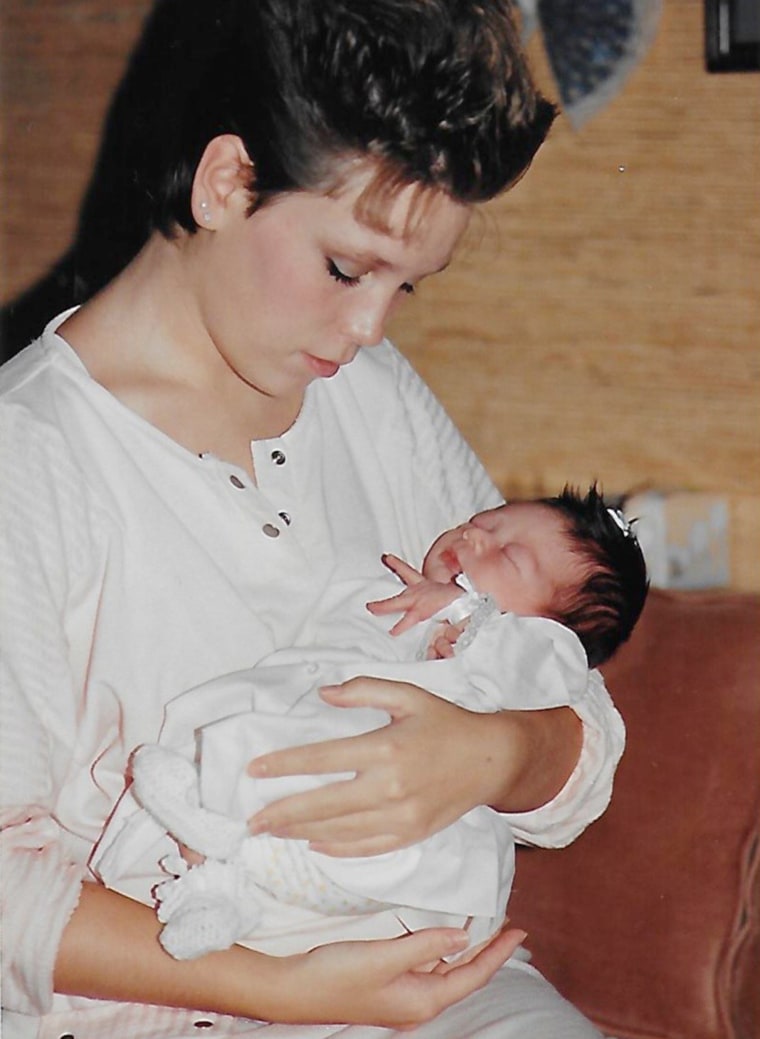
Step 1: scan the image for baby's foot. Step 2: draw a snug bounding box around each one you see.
[131,744,247,858]
[155,858,263,959]
[159,894,247,959]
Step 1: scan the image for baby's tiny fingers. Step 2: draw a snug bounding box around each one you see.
[382,554,424,585]
[433,637,455,659]
[367,588,418,616]
[389,612,424,637]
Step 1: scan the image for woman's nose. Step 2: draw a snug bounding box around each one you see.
[344,294,392,348]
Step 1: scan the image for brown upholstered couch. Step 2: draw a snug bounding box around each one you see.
[509,589,760,1039]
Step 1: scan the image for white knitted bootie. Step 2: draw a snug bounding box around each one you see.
[155,857,263,959]
[131,744,247,859]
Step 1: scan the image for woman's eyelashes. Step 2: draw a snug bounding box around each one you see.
[327,258,361,287]
[326,258,415,295]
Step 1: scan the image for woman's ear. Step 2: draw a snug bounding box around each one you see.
[190,135,255,229]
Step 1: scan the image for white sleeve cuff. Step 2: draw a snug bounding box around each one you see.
[503,669,626,848]
[0,808,86,1015]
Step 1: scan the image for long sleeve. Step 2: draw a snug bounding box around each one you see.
[502,667,626,848]
[0,401,106,1015]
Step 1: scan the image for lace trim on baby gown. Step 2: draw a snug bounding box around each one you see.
[417,574,500,659]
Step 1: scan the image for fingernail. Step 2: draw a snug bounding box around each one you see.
[248,817,270,835]
[247,761,268,776]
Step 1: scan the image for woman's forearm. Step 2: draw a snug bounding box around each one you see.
[482,706,584,814]
[54,882,279,1016]
[54,881,519,1028]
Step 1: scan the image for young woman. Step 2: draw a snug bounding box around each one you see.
[1,2,621,1035]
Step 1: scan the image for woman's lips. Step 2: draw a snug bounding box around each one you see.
[303,353,341,379]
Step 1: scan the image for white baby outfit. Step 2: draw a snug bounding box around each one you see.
[93,595,590,960]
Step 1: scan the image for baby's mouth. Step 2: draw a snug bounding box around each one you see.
[439,547,462,576]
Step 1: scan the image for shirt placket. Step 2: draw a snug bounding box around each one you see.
[248,438,297,542]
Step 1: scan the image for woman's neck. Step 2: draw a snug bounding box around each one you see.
[57,235,304,477]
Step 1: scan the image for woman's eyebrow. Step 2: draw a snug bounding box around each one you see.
[331,244,452,278]
[332,247,390,269]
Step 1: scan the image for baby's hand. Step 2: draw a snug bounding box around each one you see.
[367,554,463,636]
[178,842,205,867]
[426,619,469,660]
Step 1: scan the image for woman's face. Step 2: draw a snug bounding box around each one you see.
[184,161,471,403]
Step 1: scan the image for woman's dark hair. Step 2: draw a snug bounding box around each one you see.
[540,484,649,668]
[1,0,555,358]
[115,0,555,237]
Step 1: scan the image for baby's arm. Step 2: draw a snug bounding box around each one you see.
[366,553,464,636]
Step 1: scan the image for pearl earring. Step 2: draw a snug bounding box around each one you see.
[199,200,212,224]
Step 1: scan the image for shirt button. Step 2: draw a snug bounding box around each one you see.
[278,511,292,525]
[229,475,245,489]
[271,450,286,465]
[262,523,280,538]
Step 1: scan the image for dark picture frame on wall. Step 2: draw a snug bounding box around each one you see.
[705,0,760,71]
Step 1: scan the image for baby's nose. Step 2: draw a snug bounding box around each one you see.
[462,526,488,552]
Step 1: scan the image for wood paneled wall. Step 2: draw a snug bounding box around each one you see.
[394,2,760,590]
[2,1,758,588]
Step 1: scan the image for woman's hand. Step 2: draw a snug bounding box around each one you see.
[246,678,514,856]
[273,924,526,1027]
[246,677,584,855]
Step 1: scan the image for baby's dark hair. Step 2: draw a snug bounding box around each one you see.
[107,0,555,239]
[539,485,649,668]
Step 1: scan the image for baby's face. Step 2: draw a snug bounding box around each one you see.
[423,502,586,617]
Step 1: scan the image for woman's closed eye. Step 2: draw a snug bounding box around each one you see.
[327,258,415,295]
[327,258,361,287]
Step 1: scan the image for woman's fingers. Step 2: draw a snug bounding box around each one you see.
[319,676,424,714]
[309,831,404,857]
[288,925,523,1028]
[248,730,378,780]
[246,678,494,851]
[428,926,527,998]
[287,929,470,1027]
[374,927,471,975]
[248,786,393,842]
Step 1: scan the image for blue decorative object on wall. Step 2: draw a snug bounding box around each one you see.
[516,0,662,127]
